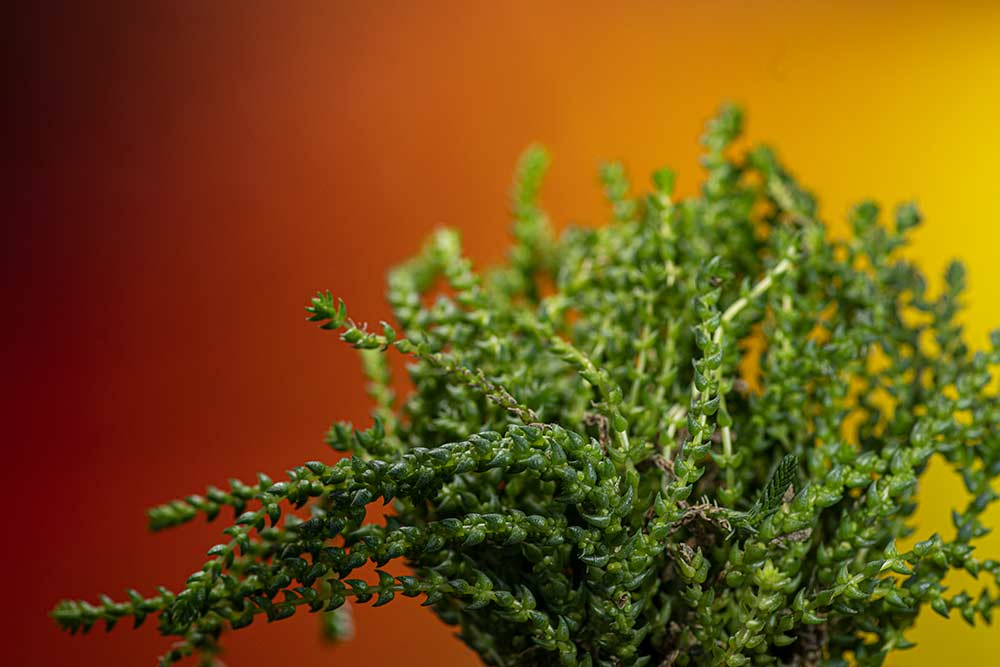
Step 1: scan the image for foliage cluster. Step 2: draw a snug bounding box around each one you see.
[54,106,1000,667]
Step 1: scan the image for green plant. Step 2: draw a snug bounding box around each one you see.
[53,105,1000,667]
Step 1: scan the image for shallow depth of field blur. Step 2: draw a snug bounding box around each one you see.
[8,1,1000,665]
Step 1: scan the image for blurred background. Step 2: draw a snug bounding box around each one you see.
[8,1,1000,665]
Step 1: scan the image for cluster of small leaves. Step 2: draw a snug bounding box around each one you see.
[53,105,1000,667]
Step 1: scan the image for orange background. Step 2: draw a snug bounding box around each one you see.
[8,1,1000,665]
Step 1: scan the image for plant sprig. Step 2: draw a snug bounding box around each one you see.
[54,104,1000,667]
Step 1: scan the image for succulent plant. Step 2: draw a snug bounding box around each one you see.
[53,105,1000,667]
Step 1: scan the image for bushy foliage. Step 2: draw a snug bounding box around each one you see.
[53,106,1000,667]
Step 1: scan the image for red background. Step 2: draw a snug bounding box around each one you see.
[9,2,1000,665]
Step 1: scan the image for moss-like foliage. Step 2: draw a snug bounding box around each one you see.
[53,106,1000,667]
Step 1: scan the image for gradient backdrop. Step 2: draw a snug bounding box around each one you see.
[9,1,1000,665]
